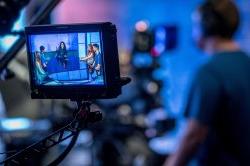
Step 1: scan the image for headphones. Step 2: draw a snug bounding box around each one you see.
[199,1,237,38]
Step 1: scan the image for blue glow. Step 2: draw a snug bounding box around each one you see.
[155,26,166,41]
[12,9,25,31]
[152,68,169,81]
[0,118,31,131]
[0,9,25,53]
[154,26,167,55]
[154,43,165,54]
[132,53,153,68]
[0,35,19,52]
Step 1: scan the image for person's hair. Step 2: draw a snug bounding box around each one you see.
[198,0,240,39]
[40,45,45,52]
[87,44,94,54]
[92,43,99,50]
[59,41,67,51]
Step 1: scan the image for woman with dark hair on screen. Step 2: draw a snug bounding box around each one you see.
[80,44,95,75]
[56,41,68,68]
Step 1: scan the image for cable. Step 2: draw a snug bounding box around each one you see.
[48,130,80,166]
[0,150,17,155]
[0,101,98,165]
[47,102,90,165]
[47,102,90,166]
[48,102,89,166]
[0,118,79,165]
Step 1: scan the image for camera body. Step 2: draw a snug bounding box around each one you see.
[25,22,121,100]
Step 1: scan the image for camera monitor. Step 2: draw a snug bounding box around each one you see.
[25,22,121,100]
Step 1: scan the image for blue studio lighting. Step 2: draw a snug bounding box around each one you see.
[0,118,31,131]
[152,26,167,56]
[12,9,25,32]
[0,36,20,52]
[132,53,153,68]
[0,9,25,52]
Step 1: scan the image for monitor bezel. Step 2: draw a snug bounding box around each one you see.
[25,22,121,100]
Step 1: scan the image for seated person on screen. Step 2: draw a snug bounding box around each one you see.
[80,44,95,76]
[35,51,47,84]
[39,45,48,71]
[93,43,102,77]
[56,41,68,69]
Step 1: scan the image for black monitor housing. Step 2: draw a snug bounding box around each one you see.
[25,22,121,100]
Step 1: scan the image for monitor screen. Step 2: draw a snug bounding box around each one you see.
[27,31,105,86]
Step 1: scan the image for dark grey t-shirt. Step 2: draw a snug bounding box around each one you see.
[185,51,250,166]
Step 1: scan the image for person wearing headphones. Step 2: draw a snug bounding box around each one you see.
[164,0,250,165]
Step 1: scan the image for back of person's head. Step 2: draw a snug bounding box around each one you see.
[93,44,99,50]
[198,0,240,39]
[40,45,45,52]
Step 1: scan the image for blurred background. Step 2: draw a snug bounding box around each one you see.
[0,0,250,165]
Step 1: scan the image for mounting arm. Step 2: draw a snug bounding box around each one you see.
[0,101,102,166]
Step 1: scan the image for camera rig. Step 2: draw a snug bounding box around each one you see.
[0,0,132,165]
[0,75,130,165]
[0,100,101,165]
[0,76,131,165]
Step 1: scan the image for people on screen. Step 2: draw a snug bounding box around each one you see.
[56,41,68,69]
[34,51,47,84]
[34,39,103,84]
[39,45,47,71]
[80,44,95,76]
[92,43,102,77]
[80,43,102,81]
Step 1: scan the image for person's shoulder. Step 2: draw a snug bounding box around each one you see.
[193,60,218,83]
[211,50,249,62]
[210,50,250,69]
[196,51,250,80]
[196,60,213,75]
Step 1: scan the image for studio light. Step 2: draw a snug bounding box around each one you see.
[0,0,30,35]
